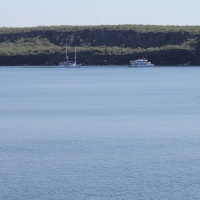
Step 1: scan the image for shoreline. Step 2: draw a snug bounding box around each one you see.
[1,65,200,68]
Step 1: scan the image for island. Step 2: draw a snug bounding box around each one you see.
[0,25,200,66]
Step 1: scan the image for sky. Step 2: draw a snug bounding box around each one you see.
[1,0,200,27]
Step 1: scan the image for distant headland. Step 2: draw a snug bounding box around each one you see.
[0,25,200,66]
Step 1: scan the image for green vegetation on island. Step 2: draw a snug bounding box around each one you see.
[0,25,200,65]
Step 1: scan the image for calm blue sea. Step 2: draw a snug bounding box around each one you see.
[1,66,200,200]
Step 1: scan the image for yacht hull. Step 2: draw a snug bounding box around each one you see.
[129,64,154,67]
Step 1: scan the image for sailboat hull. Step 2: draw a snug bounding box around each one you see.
[67,64,81,68]
[58,64,81,68]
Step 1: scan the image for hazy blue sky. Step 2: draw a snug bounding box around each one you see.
[1,0,200,27]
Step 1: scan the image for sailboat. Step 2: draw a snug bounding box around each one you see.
[59,43,81,68]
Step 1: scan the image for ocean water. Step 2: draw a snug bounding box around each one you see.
[1,66,200,200]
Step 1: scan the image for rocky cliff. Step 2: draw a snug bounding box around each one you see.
[0,25,200,66]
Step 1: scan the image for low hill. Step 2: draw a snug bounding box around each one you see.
[0,25,200,66]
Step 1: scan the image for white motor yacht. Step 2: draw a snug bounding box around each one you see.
[130,59,154,67]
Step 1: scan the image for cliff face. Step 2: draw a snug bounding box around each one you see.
[0,25,200,66]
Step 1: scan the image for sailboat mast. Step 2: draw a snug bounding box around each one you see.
[75,46,76,65]
[66,43,68,62]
